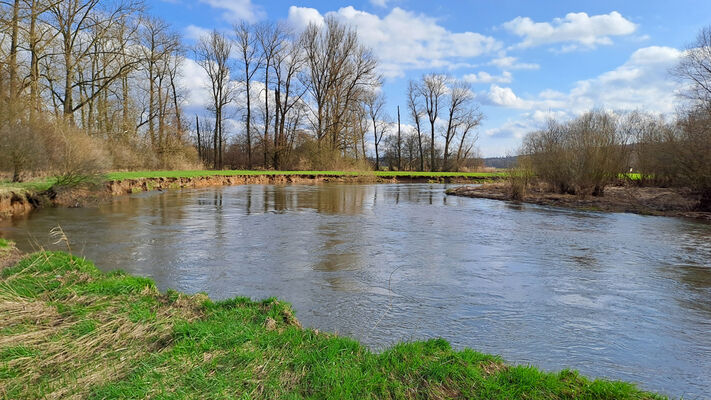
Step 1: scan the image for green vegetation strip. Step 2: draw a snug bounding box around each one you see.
[0,178,57,195]
[107,170,504,180]
[0,250,663,399]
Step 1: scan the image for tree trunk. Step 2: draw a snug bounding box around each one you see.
[397,106,402,171]
[430,121,436,172]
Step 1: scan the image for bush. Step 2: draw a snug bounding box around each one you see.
[675,107,711,210]
[522,110,630,196]
[47,122,110,187]
[507,156,533,200]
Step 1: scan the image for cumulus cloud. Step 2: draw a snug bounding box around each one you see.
[463,71,512,84]
[503,11,637,50]
[485,85,531,109]
[488,56,539,70]
[485,46,683,139]
[178,57,213,109]
[197,0,265,23]
[286,6,324,30]
[287,6,502,78]
[369,0,390,8]
[184,24,212,41]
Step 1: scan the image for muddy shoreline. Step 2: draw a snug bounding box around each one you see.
[447,183,711,221]
[0,173,495,219]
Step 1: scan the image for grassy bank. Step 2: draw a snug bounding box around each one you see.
[0,177,56,196]
[0,247,663,399]
[106,170,505,180]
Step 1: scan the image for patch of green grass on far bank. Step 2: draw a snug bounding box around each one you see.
[0,177,56,195]
[107,169,505,181]
[0,250,664,399]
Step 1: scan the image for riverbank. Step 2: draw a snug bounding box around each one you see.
[447,183,711,221]
[0,170,503,219]
[0,242,663,399]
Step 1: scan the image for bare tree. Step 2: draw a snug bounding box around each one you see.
[406,80,425,171]
[301,16,380,152]
[419,73,447,171]
[366,91,388,170]
[47,0,142,121]
[234,21,262,169]
[256,22,287,168]
[271,34,305,169]
[195,30,233,169]
[442,80,483,171]
[396,105,401,170]
[674,25,711,107]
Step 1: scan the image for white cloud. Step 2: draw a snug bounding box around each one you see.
[566,46,682,113]
[463,71,512,84]
[287,6,502,78]
[197,0,265,23]
[486,85,530,109]
[369,0,389,8]
[286,6,324,30]
[503,11,637,50]
[489,56,539,70]
[178,57,213,109]
[485,46,683,140]
[184,25,212,41]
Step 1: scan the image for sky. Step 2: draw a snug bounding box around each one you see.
[147,0,711,157]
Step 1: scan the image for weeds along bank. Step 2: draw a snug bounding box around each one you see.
[0,171,503,219]
[0,241,664,399]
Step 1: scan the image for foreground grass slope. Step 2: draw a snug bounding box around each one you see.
[0,249,663,399]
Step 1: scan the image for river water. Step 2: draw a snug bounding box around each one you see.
[1,183,710,397]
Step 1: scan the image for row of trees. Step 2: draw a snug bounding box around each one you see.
[1,0,486,180]
[192,19,484,172]
[0,0,200,181]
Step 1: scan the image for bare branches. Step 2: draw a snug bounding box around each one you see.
[195,30,232,169]
[674,26,711,107]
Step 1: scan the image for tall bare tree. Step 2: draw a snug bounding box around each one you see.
[47,0,142,121]
[366,91,387,171]
[234,21,261,169]
[442,80,474,171]
[195,30,233,169]
[301,16,380,152]
[271,34,305,169]
[419,73,447,171]
[674,25,711,107]
[407,80,425,171]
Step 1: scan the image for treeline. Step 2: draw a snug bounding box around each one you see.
[513,27,711,210]
[0,0,485,182]
[193,21,483,172]
[0,0,197,182]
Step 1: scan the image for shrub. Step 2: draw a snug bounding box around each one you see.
[522,110,630,196]
[507,156,533,200]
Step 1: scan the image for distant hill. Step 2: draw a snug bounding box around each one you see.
[483,156,517,169]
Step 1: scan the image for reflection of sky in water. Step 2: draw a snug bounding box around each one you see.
[2,183,710,398]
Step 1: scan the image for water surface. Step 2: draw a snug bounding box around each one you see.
[2,184,710,397]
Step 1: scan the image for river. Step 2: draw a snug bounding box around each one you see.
[1,183,710,397]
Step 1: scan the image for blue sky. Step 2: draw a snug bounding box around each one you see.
[149,0,711,157]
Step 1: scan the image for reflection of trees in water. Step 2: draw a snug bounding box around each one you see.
[236,184,450,216]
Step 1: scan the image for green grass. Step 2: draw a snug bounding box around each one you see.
[0,249,664,399]
[106,170,504,180]
[0,177,56,195]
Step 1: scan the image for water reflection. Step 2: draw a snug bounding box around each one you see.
[1,183,710,397]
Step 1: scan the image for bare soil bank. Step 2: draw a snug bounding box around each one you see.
[1,173,494,219]
[448,183,711,221]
